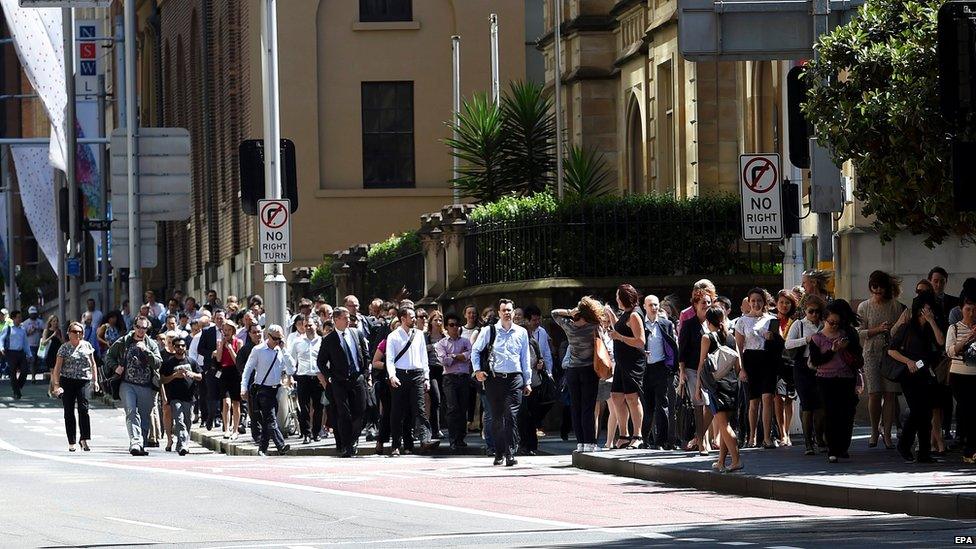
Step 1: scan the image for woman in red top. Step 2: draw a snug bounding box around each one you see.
[216,321,243,439]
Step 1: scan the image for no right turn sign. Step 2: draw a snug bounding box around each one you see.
[739,154,784,242]
[259,199,291,264]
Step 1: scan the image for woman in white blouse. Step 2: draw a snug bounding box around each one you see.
[734,288,777,448]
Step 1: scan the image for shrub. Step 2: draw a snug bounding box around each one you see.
[309,258,334,289]
[367,231,422,267]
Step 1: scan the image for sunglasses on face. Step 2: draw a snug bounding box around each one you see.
[806,309,822,315]
[135,325,150,331]
[447,323,459,327]
[269,335,281,342]
[417,315,428,320]
[69,329,83,335]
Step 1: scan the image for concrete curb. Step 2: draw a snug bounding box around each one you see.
[572,452,976,520]
[192,428,564,458]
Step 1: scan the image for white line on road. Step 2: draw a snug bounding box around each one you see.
[104,516,186,531]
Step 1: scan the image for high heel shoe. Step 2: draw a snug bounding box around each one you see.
[614,436,632,449]
[868,433,878,448]
[80,440,90,452]
[882,434,895,450]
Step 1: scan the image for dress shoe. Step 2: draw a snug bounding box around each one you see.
[278,444,291,456]
[505,456,518,467]
[302,435,311,445]
[129,446,148,456]
[178,448,189,456]
[493,456,504,466]
[312,435,321,442]
[915,455,940,464]
[418,440,441,454]
[457,440,468,448]
[390,448,401,457]
[375,442,386,455]
[340,449,353,458]
[897,444,915,463]
[146,440,160,448]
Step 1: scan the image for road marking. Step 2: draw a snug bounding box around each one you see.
[8,418,25,424]
[766,546,804,549]
[721,543,755,546]
[104,516,185,531]
[0,436,590,531]
[677,539,717,543]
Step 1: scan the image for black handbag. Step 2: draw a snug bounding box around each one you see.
[104,375,122,400]
[535,370,558,404]
[880,327,911,382]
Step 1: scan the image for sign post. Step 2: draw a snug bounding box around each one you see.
[258,199,291,265]
[739,154,783,242]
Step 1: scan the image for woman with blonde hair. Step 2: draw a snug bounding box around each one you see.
[552,296,605,452]
[51,321,98,451]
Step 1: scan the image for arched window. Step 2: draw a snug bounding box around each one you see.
[626,96,643,194]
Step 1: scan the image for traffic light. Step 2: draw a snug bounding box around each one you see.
[239,138,298,215]
[786,66,811,170]
[782,179,801,236]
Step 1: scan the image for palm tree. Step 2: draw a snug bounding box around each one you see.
[563,145,612,199]
[445,93,512,203]
[500,81,556,195]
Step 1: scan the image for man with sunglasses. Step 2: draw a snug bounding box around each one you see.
[241,325,295,456]
[435,313,473,451]
[237,323,265,443]
[104,315,163,456]
[160,337,202,455]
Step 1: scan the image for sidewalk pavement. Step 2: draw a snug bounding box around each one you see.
[573,428,976,520]
[192,424,580,457]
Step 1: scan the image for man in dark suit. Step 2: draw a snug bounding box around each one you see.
[196,311,221,431]
[640,295,679,450]
[316,306,370,457]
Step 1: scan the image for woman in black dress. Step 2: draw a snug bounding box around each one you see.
[697,306,743,472]
[608,284,647,449]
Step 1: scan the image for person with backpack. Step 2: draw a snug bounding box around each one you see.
[696,306,743,472]
[104,315,163,456]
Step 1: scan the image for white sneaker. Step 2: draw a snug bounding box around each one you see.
[575,443,584,453]
[222,432,230,440]
[583,444,597,452]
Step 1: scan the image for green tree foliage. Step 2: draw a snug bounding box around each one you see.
[564,145,612,199]
[445,93,511,203]
[803,0,976,246]
[500,81,556,195]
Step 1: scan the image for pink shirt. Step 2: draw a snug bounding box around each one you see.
[677,307,696,336]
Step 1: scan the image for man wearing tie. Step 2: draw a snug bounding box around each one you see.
[0,311,32,399]
[385,307,440,456]
[472,299,532,467]
[241,324,295,456]
[316,307,370,457]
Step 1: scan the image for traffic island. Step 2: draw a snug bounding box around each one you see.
[572,436,976,520]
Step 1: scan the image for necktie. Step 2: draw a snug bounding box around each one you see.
[340,332,357,376]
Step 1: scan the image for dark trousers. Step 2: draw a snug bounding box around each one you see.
[6,350,27,398]
[202,368,221,429]
[295,375,324,438]
[376,377,392,443]
[332,375,367,453]
[951,373,976,456]
[900,372,934,459]
[817,376,857,457]
[249,387,264,443]
[566,367,598,445]
[518,390,540,452]
[390,369,431,450]
[428,374,442,436]
[641,362,673,447]
[61,377,91,444]
[486,374,523,458]
[254,386,286,452]
[442,373,471,446]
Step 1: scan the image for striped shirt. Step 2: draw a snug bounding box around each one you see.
[947,321,976,376]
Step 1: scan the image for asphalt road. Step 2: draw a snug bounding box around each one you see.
[0,382,973,548]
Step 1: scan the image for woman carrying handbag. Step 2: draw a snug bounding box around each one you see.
[51,321,99,452]
[552,297,604,453]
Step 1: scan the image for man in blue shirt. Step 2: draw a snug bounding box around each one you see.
[640,295,679,450]
[0,311,33,399]
[472,299,531,466]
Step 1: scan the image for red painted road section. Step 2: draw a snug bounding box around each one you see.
[108,455,867,527]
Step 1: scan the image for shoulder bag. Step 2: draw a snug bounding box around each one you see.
[880,327,911,382]
[593,327,613,380]
[392,329,417,366]
[477,325,497,374]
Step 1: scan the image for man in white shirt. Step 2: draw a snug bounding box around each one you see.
[289,316,323,444]
[241,324,295,456]
[144,290,165,321]
[23,306,45,383]
[385,307,439,456]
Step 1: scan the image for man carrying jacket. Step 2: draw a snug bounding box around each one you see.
[640,295,679,450]
[105,316,163,456]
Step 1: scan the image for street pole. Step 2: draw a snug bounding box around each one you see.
[1,146,15,311]
[553,0,564,199]
[64,7,80,322]
[451,35,460,204]
[261,0,287,329]
[98,74,109,312]
[56,169,65,324]
[489,14,499,106]
[812,0,834,272]
[124,0,142,312]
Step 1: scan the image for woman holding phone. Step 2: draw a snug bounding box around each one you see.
[215,320,242,440]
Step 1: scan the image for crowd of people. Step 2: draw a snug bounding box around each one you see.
[2,265,975,470]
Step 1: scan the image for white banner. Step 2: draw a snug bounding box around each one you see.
[0,0,66,171]
[11,147,59,276]
[0,189,7,282]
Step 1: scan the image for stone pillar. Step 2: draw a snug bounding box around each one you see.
[332,244,369,302]
[418,212,445,301]
[441,204,475,291]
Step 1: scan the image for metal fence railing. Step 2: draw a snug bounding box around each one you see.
[365,251,425,302]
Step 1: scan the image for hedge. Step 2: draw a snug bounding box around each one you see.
[367,231,422,267]
[466,192,780,284]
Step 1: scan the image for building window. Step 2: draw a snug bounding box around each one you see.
[360,0,412,22]
[656,60,675,195]
[362,81,415,188]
